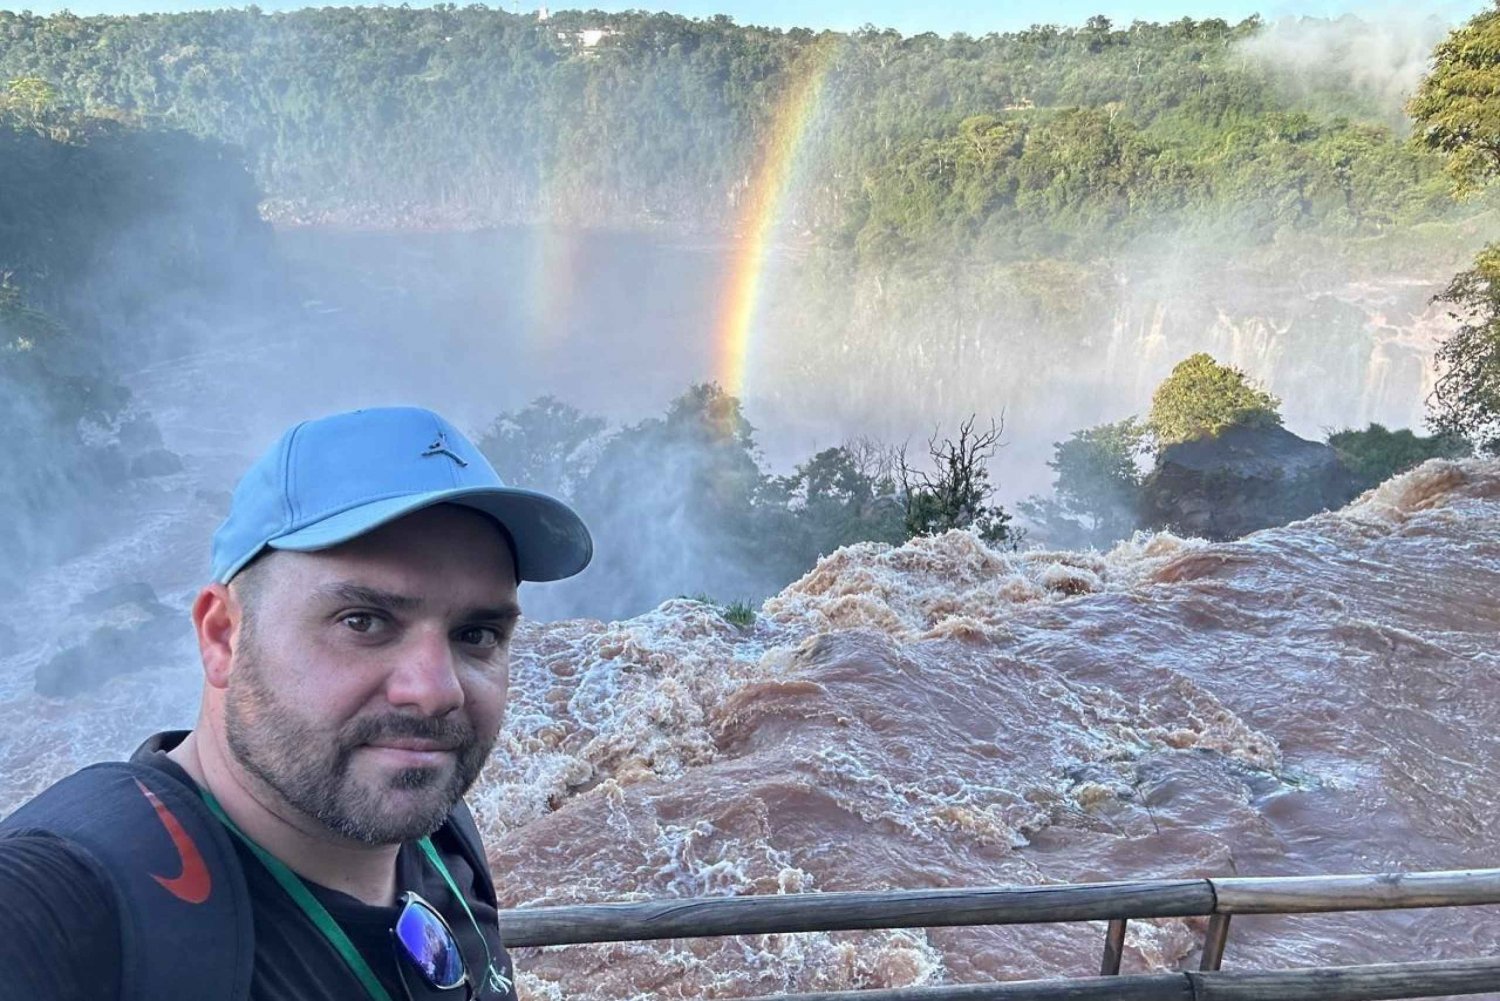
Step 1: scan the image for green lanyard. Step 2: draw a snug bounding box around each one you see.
[200,790,493,1001]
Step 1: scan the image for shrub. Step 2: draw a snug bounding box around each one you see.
[1147,353,1282,446]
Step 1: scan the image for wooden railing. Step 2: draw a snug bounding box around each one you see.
[495,868,1500,1001]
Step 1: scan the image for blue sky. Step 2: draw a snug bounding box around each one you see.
[15,0,1489,33]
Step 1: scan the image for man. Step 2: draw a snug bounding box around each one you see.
[0,406,592,1001]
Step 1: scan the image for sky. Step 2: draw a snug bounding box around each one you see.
[14,0,1491,32]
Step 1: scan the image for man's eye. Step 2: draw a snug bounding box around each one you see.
[341,613,380,634]
[457,626,502,648]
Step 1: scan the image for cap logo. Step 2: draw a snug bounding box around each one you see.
[422,432,469,468]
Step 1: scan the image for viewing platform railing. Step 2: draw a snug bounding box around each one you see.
[495,867,1500,1000]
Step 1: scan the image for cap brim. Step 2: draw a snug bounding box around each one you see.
[267,487,592,582]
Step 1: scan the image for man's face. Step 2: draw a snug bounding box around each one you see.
[222,504,519,844]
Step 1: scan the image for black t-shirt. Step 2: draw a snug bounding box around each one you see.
[0,755,518,1001]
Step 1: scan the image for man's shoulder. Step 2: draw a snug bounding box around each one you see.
[0,735,195,887]
[0,828,115,919]
[0,742,255,1001]
[0,830,122,1001]
[0,828,111,886]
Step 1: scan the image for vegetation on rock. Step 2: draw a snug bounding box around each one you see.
[1147,353,1283,447]
[1429,250,1500,453]
[1327,423,1472,491]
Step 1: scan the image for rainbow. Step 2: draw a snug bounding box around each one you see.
[713,44,836,399]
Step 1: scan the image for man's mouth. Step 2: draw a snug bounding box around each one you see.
[360,738,460,766]
[367,737,457,752]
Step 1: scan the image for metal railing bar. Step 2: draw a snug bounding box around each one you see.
[1199,914,1231,972]
[496,879,1214,948]
[734,956,1500,1001]
[1100,918,1127,976]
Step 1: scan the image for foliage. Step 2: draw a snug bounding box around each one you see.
[475,395,605,499]
[720,600,757,627]
[1,76,58,135]
[897,416,1018,547]
[1410,12,1500,453]
[0,274,127,588]
[476,392,1019,616]
[554,383,781,619]
[0,10,1468,247]
[1147,353,1283,446]
[504,385,913,617]
[1326,423,1472,489]
[1408,7,1500,196]
[1021,417,1147,547]
[1427,244,1500,452]
[679,594,757,627]
[771,443,907,567]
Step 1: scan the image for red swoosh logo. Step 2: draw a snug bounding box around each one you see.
[134,779,212,904]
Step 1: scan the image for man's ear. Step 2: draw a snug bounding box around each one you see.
[192,583,240,690]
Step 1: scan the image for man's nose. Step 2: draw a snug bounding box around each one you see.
[384,627,465,716]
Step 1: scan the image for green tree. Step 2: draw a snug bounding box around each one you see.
[1326,422,1471,489]
[1410,9,1500,452]
[1147,353,1282,446]
[568,383,779,618]
[1,76,57,133]
[1408,6,1500,196]
[1024,417,1147,546]
[1428,246,1500,452]
[774,444,906,566]
[474,395,605,498]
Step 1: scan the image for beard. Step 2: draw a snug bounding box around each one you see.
[224,635,496,845]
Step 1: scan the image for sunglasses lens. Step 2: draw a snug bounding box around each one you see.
[395,897,466,990]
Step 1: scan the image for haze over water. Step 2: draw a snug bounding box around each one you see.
[270,227,1456,500]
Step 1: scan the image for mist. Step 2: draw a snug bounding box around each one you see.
[1235,10,1457,124]
[2,8,1491,701]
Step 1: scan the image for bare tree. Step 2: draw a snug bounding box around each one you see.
[843,434,901,492]
[896,414,1019,546]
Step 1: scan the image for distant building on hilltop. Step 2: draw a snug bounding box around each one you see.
[551,20,616,54]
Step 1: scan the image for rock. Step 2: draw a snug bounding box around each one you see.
[1140,424,1359,541]
[118,414,164,452]
[92,446,130,486]
[130,448,184,479]
[40,584,181,696]
[194,487,233,515]
[70,581,165,617]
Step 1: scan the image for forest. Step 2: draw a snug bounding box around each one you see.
[0,9,1478,254]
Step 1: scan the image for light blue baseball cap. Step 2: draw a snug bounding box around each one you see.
[211,406,592,584]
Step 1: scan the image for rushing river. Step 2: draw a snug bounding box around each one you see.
[2,453,1496,996]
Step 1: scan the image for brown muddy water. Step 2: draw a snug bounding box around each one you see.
[2,459,1497,998]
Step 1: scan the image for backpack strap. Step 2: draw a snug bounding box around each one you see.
[437,798,498,910]
[0,731,254,1001]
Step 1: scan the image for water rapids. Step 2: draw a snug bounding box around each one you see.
[0,458,1496,997]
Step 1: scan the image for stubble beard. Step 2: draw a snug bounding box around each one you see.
[223,636,496,845]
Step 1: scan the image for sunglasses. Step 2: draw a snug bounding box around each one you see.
[392,891,472,999]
